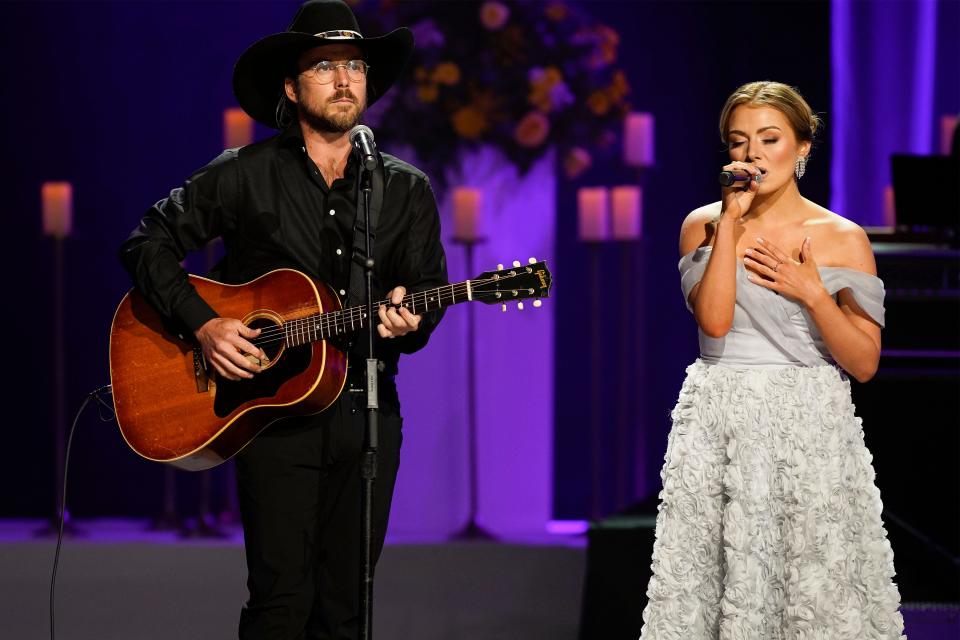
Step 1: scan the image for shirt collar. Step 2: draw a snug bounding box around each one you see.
[279,125,360,189]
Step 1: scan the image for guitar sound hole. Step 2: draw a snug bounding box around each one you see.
[213,330,312,419]
[248,317,283,362]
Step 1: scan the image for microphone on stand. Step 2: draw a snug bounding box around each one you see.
[349,125,379,171]
[718,170,763,187]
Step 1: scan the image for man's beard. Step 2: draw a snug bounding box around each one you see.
[299,90,364,133]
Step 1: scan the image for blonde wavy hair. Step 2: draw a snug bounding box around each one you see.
[719,81,821,146]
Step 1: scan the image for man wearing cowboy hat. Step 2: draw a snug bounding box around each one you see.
[119,1,447,637]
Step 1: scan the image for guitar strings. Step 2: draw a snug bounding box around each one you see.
[242,276,539,350]
[246,280,485,348]
[243,277,491,341]
[247,280,480,347]
[250,281,476,339]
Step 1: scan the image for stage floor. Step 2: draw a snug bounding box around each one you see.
[1,519,586,640]
[2,519,956,639]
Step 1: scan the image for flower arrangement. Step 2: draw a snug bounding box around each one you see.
[356,0,631,186]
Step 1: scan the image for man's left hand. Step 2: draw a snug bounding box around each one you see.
[377,286,421,338]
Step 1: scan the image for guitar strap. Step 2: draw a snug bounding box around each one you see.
[346,153,385,318]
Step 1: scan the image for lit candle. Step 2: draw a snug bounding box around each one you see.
[577,187,609,242]
[941,114,958,156]
[611,186,642,240]
[42,182,73,238]
[623,111,655,167]
[452,187,482,242]
[223,107,254,149]
[882,184,896,227]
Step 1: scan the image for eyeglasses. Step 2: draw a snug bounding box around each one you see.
[303,60,370,84]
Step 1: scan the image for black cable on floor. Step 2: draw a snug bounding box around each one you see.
[50,384,113,640]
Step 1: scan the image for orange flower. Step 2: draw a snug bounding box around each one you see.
[587,91,611,116]
[514,111,550,148]
[543,67,563,86]
[432,62,461,86]
[480,2,510,30]
[563,147,592,179]
[609,71,629,100]
[528,66,568,113]
[545,2,568,21]
[417,84,439,103]
[598,25,620,48]
[452,106,489,140]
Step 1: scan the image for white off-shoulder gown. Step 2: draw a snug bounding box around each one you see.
[639,247,906,640]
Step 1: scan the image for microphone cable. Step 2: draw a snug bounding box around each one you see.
[49,383,114,640]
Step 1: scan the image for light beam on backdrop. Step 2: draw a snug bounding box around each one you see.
[831,0,938,224]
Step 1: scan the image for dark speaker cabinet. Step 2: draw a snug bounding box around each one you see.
[857,246,960,601]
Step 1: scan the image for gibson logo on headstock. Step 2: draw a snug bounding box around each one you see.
[536,269,548,290]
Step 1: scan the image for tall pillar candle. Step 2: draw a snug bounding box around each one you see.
[611,186,642,240]
[941,114,958,156]
[577,187,609,242]
[624,112,655,167]
[452,187,482,242]
[42,182,73,238]
[882,185,896,227]
[224,107,254,149]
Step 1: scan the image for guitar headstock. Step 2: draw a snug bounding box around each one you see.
[470,258,552,310]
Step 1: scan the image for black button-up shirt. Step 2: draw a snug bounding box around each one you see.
[119,125,448,376]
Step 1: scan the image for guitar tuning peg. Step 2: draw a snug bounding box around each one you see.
[517,302,524,311]
[512,260,522,268]
[528,257,537,264]
[501,304,507,312]
[497,263,504,271]
[533,299,543,308]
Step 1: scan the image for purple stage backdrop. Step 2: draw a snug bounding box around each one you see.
[831,0,956,225]
[392,148,555,536]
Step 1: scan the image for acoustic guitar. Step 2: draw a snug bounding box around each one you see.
[109,260,552,470]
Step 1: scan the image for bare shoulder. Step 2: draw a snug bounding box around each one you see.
[679,201,722,256]
[803,204,876,274]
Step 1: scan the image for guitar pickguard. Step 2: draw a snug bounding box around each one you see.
[212,344,312,418]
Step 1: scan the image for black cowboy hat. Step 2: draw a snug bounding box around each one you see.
[233,0,414,128]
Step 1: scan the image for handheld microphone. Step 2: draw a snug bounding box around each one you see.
[719,170,763,187]
[349,125,378,171]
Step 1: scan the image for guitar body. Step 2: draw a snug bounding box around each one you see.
[109,269,347,471]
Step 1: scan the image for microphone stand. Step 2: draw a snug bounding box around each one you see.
[358,162,379,640]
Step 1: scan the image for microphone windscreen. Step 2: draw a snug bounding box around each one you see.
[349,124,374,143]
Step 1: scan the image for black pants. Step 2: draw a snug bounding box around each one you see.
[235,382,402,640]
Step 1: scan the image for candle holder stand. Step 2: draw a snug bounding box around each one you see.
[450,235,495,540]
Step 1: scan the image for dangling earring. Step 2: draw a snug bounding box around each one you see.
[795,155,808,179]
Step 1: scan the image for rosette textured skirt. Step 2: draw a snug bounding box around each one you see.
[639,361,906,640]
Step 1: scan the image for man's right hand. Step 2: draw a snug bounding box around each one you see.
[194,318,265,381]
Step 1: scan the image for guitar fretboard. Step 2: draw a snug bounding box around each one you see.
[283,281,471,346]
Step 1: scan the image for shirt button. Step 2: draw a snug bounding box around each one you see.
[339,289,346,296]
[336,248,342,256]
[329,209,336,216]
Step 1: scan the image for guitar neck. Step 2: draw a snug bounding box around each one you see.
[283,281,472,346]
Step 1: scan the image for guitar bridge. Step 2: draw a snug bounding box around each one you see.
[193,347,210,393]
